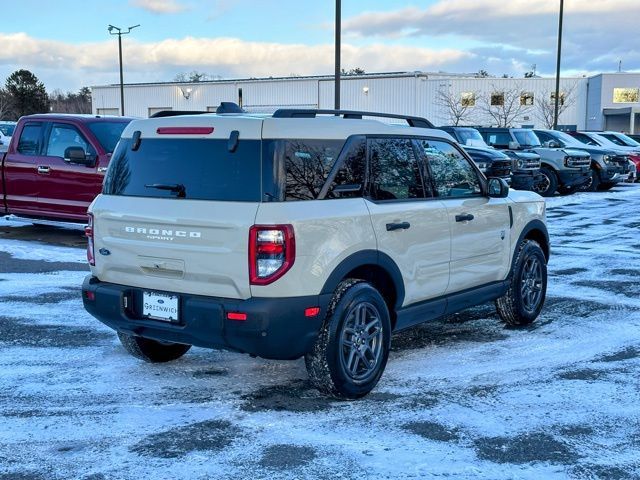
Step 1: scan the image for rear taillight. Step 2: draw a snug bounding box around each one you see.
[85,213,95,266]
[249,225,295,285]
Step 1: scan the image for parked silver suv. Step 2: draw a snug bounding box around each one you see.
[82,105,549,398]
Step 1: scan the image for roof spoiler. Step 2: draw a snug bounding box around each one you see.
[149,110,209,118]
[272,108,435,128]
[149,102,245,118]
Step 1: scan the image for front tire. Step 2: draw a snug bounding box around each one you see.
[495,239,547,326]
[534,167,558,197]
[118,332,191,363]
[580,167,601,192]
[305,279,391,399]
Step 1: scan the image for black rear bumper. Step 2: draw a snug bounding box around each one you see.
[82,275,330,360]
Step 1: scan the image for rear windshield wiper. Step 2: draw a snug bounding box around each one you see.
[144,183,186,198]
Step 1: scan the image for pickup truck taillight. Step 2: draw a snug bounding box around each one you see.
[85,213,95,266]
[249,225,295,285]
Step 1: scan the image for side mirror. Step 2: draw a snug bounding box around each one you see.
[64,146,93,166]
[508,141,521,150]
[544,140,560,148]
[487,177,509,198]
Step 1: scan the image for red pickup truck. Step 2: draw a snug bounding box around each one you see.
[0,114,133,223]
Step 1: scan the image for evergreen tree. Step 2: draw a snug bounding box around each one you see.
[5,70,50,117]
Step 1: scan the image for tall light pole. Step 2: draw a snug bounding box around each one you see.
[553,0,564,129]
[108,24,140,116]
[334,0,341,110]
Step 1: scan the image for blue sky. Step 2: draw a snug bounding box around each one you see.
[1,0,638,91]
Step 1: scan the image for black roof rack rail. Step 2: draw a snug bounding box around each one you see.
[149,110,209,118]
[272,109,434,129]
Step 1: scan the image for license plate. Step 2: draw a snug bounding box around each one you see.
[143,291,179,322]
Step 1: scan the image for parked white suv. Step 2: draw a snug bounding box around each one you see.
[82,104,549,398]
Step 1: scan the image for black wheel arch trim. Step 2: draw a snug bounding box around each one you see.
[320,250,405,309]
[513,219,550,266]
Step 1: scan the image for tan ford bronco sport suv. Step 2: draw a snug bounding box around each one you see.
[82,103,549,398]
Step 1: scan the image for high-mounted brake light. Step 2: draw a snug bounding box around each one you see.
[249,225,295,285]
[156,127,214,135]
[85,213,95,266]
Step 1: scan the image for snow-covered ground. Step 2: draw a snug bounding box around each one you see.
[1,186,639,479]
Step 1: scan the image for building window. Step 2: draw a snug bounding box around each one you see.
[520,92,534,106]
[550,92,565,105]
[490,92,504,106]
[461,92,476,107]
[613,88,640,103]
[148,107,172,117]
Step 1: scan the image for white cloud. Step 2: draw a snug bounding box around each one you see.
[130,0,187,14]
[0,33,471,90]
[343,0,640,75]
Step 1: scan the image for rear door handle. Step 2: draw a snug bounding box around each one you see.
[386,221,411,231]
[455,213,474,222]
[37,166,50,174]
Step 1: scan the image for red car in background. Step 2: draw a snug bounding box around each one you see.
[595,131,640,181]
[1,114,133,223]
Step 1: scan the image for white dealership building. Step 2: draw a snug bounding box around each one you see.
[91,71,640,133]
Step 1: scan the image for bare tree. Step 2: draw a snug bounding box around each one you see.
[477,82,532,127]
[436,88,477,126]
[534,83,578,129]
[173,71,220,82]
[49,87,92,114]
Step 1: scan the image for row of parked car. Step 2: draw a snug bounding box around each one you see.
[0,112,638,228]
[439,126,639,197]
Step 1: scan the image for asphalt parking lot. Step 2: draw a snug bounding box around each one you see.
[1,185,639,480]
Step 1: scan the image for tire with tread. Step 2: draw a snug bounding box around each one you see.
[118,332,191,363]
[305,279,391,399]
[495,239,547,326]
[580,167,601,192]
[536,167,559,197]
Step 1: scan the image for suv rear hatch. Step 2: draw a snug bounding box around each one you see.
[90,115,264,300]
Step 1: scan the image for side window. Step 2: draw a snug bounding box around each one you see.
[572,133,598,146]
[368,138,426,201]
[535,131,552,143]
[17,123,42,156]
[284,139,344,201]
[419,140,482,198]
[45,124,93,158]
[325,138,366,199]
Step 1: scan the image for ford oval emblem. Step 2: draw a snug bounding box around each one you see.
[158,299,165,304]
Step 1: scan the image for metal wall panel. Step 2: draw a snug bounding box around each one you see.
[92,73,635,130]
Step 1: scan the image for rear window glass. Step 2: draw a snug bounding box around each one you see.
[88,121,131,153]
[103,138,261,201]
[0,124,15,136]
[282,139,344,200]
[483,132,512,148]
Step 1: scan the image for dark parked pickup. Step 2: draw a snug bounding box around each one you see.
[0,114,133,222]
[439,126,541,191]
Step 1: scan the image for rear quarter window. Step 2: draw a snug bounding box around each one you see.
[103,138,262,201]
[281,139,345,201]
